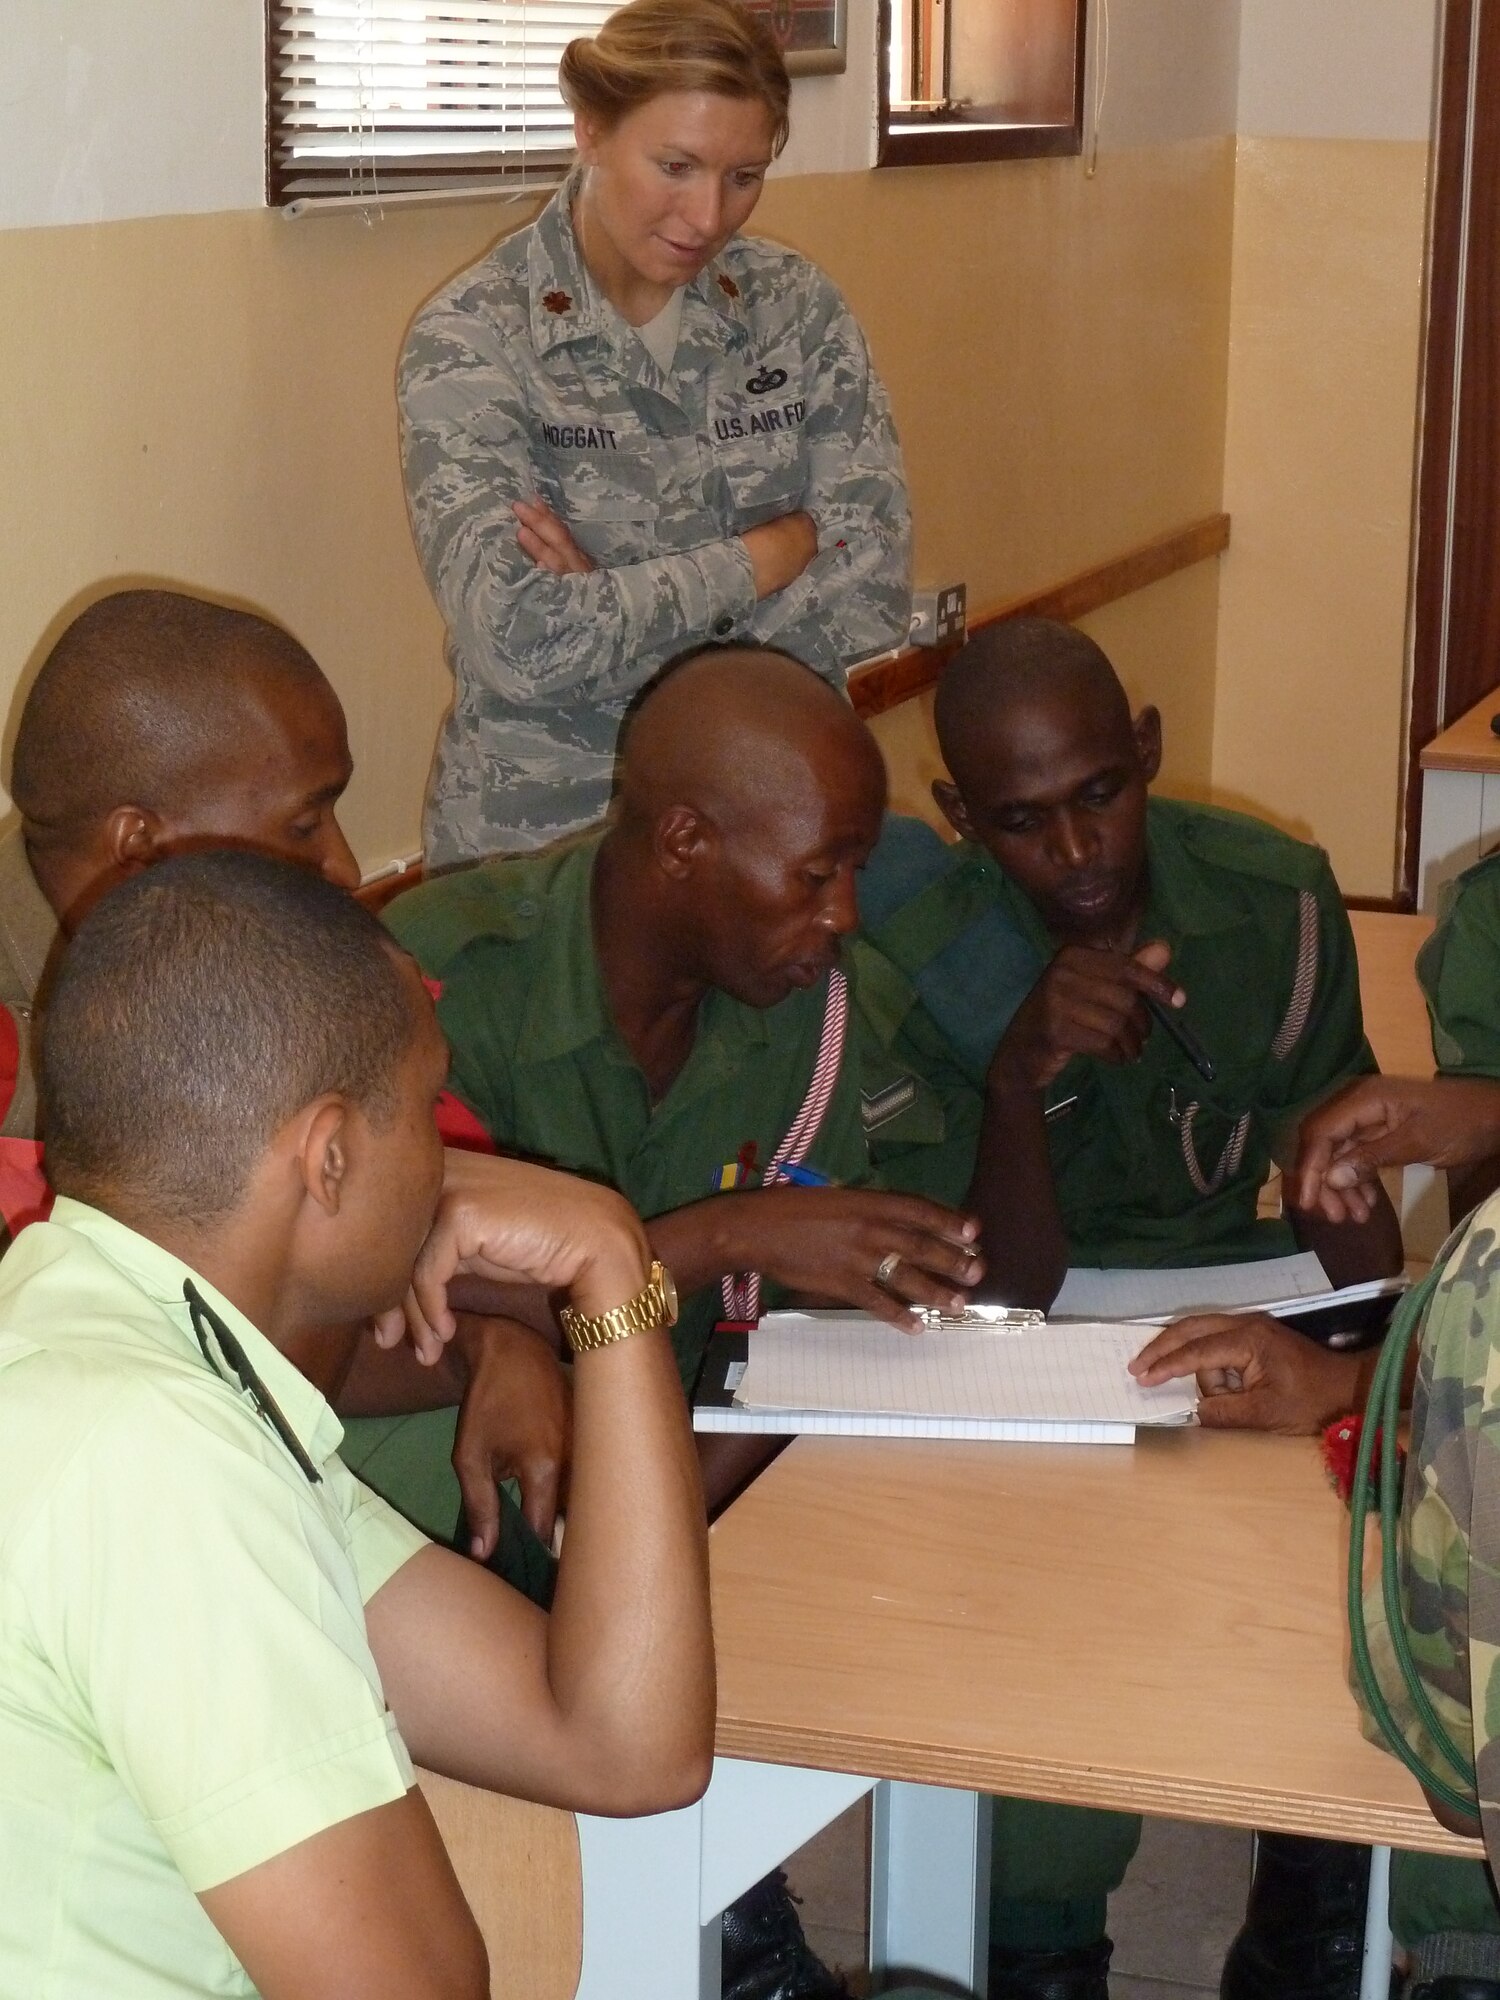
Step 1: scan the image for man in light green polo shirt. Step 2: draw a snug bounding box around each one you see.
[0,849,712,1998]
[2,585,571,1594]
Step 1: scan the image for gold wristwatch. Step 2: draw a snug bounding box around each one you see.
[559,1260,679,1354]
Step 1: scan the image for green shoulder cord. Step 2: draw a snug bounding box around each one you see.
[1346,1259,1479,1820]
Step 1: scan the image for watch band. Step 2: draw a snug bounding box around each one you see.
[559,1259,679,1354]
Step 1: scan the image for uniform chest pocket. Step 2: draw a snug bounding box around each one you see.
[711,393,808,516]
[535,431,661,523]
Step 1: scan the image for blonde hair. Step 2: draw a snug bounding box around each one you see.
[560,0,791,155]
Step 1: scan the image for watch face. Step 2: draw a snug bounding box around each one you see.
[657,1261,680,1325]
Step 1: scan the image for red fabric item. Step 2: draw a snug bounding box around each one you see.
[0,1137,52,1236]
[0,1006,17,1131]
[435,1088,496,1154]
[1322,1412,1403,1505]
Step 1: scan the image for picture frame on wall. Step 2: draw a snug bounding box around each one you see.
[742,0,847,76]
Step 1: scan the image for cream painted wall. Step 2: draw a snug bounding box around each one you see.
[0,0,1241,871]
[1213,0,1439,896]
[0,127,1234,869]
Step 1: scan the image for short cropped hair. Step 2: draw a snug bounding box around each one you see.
[13,589,329,840]
[43,851,419,1224]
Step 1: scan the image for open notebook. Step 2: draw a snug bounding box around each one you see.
[693,1312,1197,1446]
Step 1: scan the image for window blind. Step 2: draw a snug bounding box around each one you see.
[267,2,617,205]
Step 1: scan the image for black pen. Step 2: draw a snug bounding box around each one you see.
[1143,992,1216,1084]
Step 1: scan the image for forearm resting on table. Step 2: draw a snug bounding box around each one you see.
[370,1320,713,1814]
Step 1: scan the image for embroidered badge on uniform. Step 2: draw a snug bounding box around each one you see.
[717,273,741,299]
[860,1078,917,1132]
[747,366,788,395]
[542,289,573,314]
[711,1142,760,1193]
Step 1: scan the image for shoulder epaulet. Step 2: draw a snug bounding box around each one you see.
[384,858,549,976]
[1164,799,1329,895]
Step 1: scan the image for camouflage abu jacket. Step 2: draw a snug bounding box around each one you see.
[399,173,913,865]
[1353,1190,1500,1864]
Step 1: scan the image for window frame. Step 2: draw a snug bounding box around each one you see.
[877,0,1088,170]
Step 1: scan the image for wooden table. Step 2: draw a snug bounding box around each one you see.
[573,1428,1480,2000]
[1418,685,1500,909]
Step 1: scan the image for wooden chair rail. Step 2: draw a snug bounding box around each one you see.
[849,512,1232,722]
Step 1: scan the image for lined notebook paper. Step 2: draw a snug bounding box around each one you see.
[691,1313,1196,1445]
[1052,1251,1332,1321]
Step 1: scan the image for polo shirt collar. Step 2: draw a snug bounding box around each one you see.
[48,1197,344,1475]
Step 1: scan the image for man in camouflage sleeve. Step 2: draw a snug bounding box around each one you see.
[857,618,1403,2000]
[1352,1191,1500,1998]
[399,166,911,864]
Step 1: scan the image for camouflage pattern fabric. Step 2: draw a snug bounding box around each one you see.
[1352,1192,1500,1854]
[399,173,912,864]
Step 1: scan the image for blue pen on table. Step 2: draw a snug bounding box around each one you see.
[1143,992,1216,1084]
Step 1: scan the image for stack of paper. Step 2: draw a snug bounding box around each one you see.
[1052,1251,1335,1321]
[693,1312,1197,1446]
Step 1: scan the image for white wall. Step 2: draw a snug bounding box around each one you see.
[1237,0,1439,142]
[1094,0,1241,153]
[0,0,1289,237]
[0,0,881,232]
[0,0,264,227]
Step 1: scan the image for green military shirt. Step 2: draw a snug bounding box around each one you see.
[1419,850,1500,1077]
[386,835,979,1386]
[863,799,1377,1268]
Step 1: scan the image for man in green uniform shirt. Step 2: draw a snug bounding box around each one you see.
[859,619,1403,2000]
[1416,848,1500,1217]
[386,647,993,1504]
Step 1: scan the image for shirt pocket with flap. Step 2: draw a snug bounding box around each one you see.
[532,427,661,563]
[709,353,809,521]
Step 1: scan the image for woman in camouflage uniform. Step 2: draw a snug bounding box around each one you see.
[399,0,912,865]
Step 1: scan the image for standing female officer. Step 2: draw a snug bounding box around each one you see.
[399,0,912,865]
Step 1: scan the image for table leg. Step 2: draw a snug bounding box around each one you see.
[1361,1845,1393,2000]
[870,1780,992,1995]
[576,1797,719,2000]
[577,1759,873,2000]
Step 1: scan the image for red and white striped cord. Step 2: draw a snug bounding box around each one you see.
[721,966,849,1324]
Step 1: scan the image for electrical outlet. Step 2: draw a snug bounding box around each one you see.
[909,582,967,649]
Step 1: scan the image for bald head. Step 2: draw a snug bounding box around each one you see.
[934,618,1133,796]
[603,648,886,1010]
[13,589,358,931]
[14,590,329,837]
[619,647,883,834]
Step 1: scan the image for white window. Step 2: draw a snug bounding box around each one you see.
[266,2,616,206]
